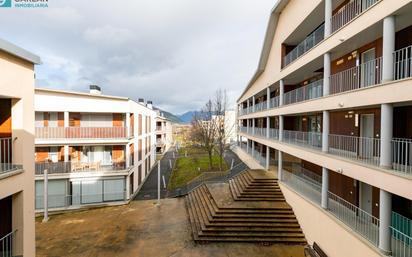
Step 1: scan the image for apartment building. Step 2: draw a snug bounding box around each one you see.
[155,112,174,155]
[34,86,156,211]
[236,0,412,256]
[0,39,40,257]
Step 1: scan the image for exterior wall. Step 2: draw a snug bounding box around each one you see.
[0,49,36,256]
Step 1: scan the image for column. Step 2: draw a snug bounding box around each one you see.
[279,115,284,141]
[322,111,329,153]
[252,96,256,112]
[379,189,392,254]
[321,168,329,209]
[266,117,270,138]
[64,111,69,127]
[265,146,270,171]
[246,139,250,153]
[126,175,130,200]
[251,141,255,157]
[247,119,250,134]
[324,0,332,37]
[266,87,271,109]
[126,112,131,138]
[279,80,284,106]
[380,104,393,168]
[247,99,250,113]
[323,52,331,96]
[382,16,395,83]
[252,118,255,135]
[278,151,283,181]
[126,144,130,168]
[64,145,69,162]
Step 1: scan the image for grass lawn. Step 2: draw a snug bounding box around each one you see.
[169,147,228,189]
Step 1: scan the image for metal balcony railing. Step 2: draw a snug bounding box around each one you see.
[328,134,381,167]
[270,96,280,109]
[0,138,22,175]
[284,79,323,105]
[331,0,380,33]
[254,101,267,113]
[391,226,412,257]
[392,138,412,175]
[284,24,325,67]
[35,161,127,175]
[282,168,380,247]
[253,127,267,138]
[0,230,16,257]
[394,45,412,81]
[252,149,266,167]
[239,127,247,134]
[269,128,279,140]
[283,130,322,150]
[330,57,382,95]
[35,127,128,140]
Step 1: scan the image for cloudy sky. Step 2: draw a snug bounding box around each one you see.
[0,0,274,114]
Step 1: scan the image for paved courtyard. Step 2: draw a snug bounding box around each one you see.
[36,198,305,257]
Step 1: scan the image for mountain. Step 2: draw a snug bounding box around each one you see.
[153,107,183,123]
[178,111,197,123]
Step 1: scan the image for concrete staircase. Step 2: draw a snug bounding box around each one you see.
[185,170,306,244]
[229,170,285,201]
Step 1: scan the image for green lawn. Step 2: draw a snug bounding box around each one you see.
[169,147,228,189]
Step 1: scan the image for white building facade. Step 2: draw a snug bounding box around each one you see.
[34,87,156,211]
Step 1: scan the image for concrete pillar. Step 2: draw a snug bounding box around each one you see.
[279,80,284,106]
[382,16,395,83]
[126,175,130,200]
[64,145,69,162]
[322,111,329,153]
[126,144,130,168]
[126,112,131,138]
[247,99,250,113]
[246,140,250,153]
[380,104,393,168]
[247,119,250,134]
[64,111,69,127]
[252,96,256,112]
[251,141,255,157]
[252,118,255,135]
[266,146,270,171]
[324,0,332,37]
[321,167,329,209]
[279,115,284,141]
[323,52,331,96]
[266,117,270,138]
[379,189,392,255]
[266,87,271,109]
[278,151,283,181]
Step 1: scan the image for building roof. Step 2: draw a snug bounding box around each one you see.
[0,38,41,64]
[237,0,289,102]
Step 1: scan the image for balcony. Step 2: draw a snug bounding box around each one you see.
[35,161,127,175]
[35,127,128,140]
[283,130,322,150]
[270,96,280,109]
[253,127,267,138]
[394,45,412,81]
[284,24,325,67]
[239,126,247,134]
[0,138,22,176]
[254,101,267,113]
[330,57,382,95]
[284,79,323,105]
[331,0,381,33]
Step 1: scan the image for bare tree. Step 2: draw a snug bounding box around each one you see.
[213,89,234,171]
[191,100,217,170]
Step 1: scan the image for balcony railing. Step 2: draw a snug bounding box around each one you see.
[35,127,128,140]
[270,96,280,109]
[239,126,247,134]
[392,138,412,175]
[330,57,382,95]
[284,24,325,67]
[0,138,22,175]
[282,168,380,247]
[331,0,380,33]
[269,128,279,140]
[253,127,267,138]
[284,79,323,105]
[254,101,267,113]
[252,149,266,167]
[328,134,381,167]
[394,45,412,81]
[0,230,16,257]
[35,161,127,175]
[283,130,322,150]
[391,227,412,257]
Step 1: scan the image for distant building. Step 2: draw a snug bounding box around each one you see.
[236,1,412,256]
[155,111,175,155]
[34,87,157,211]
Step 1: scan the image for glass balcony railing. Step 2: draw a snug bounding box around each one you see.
[35,127,128,140]
[35,161,127,175]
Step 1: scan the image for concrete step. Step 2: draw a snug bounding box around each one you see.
[194,236,307,244]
